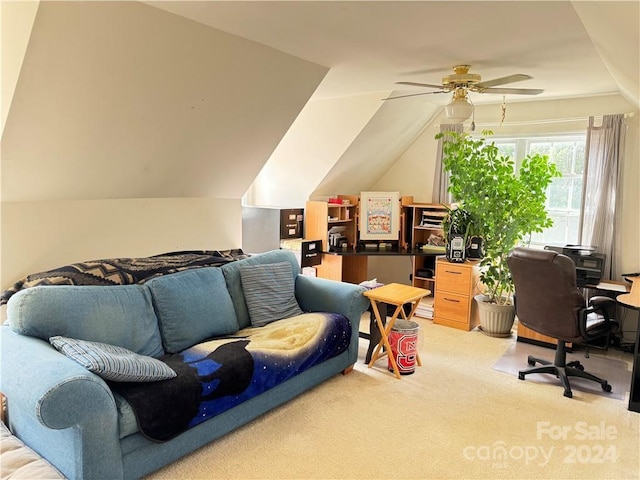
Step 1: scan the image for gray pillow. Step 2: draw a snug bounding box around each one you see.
[49,336,177,382]
[240,262,303,327]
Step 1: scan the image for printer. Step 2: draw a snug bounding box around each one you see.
[544,245,605,287]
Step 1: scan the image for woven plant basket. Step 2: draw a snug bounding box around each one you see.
[474,294,515,337]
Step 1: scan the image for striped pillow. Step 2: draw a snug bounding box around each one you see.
[49,336,176,382]
[240,262,303,327]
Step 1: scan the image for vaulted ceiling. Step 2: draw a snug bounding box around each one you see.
[149,1,639,106]
[2,1,638,206]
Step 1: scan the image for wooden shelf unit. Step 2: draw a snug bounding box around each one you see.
[304,196,365,283]
[305,195,359,248]
[304,196,447,288]
[404,202,448,291]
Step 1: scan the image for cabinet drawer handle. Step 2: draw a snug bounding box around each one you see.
[444,270,462,275]
[444,297,461,303]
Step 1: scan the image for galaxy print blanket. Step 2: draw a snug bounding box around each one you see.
[110,312,351,442]
[0,249,247,305]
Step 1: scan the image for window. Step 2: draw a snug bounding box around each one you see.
[491,134,586,247]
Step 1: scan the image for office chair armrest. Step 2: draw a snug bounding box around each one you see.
[588,296,615,308]
[579,296,615,340]
[584,296,614,320]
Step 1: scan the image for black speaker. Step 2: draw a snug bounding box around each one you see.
[467,236,484,259]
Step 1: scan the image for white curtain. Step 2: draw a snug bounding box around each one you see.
[580,114,626,279]
[432,123,463,204]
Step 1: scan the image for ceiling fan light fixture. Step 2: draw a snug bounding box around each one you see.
[444,91,474,123]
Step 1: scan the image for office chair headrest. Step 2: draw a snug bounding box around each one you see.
[509,246,557,263]
[509,247,577,276]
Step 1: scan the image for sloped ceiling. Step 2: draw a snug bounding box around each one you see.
[312,96,440,198]
[148,1,633,103]
[1,1,327,202]
[147,1,638,203]
[572,1,640,106]
[2,1,638,206]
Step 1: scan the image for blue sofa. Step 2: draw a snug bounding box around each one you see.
[0,250,369,479]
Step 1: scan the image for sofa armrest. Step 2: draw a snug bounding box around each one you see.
[0,325,123,479]
[295,275,369,325]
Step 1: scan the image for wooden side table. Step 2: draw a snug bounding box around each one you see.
[363,283,430,379]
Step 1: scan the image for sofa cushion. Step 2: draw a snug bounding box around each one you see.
[146,267,239,353]
[7,285,164,357]
[0,421,64,479]
[49,336,177,382]
[113,392,139,438]
[240,262,303,327]
[222,250,300,329]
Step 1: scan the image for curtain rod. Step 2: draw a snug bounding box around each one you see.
[436,112,635,128]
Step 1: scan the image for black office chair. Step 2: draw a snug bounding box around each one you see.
[507,247,617,398]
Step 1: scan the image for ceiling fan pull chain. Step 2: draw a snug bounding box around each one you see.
[500,95,507,128]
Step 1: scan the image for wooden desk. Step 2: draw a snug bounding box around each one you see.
[363,283,430,379]
[616,277,640,413]
[318,247,441,284]
[617,277,640,310]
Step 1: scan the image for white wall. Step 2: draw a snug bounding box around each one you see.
[0,197,240,319]
[0,0,38,136]
[245,93,385,208]
[311,95,440,198]
[2,1,327,203]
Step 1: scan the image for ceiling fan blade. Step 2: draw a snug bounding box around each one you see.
[396,81,450,89]
[384,91,447,100]
[474,74,532,89]
[473,86,544,95]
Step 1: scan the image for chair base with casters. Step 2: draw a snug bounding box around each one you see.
[507,247,619,400]
[518,339,612,398]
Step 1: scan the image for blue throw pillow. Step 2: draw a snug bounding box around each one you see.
[146,267,239,353]
[240,262,303,327]
[49,336,176,382]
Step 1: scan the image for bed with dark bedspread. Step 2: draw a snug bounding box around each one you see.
[0,249,248,306]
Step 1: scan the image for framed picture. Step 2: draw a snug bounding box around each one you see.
[359,191,400,240]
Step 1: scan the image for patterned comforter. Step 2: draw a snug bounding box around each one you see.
[0,250,247,305]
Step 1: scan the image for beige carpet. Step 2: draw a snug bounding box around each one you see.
[146,318,640,480]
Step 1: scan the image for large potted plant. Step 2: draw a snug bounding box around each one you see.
[437,130,560,336]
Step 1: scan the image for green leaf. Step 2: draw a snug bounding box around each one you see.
[439,131,559,303]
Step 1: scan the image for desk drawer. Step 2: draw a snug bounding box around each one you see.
[434,292,470,323]
[436,264,471,295]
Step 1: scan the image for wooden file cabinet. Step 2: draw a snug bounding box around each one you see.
[434,258,480,331]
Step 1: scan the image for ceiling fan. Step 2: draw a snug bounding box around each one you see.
[389,65,544,122]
